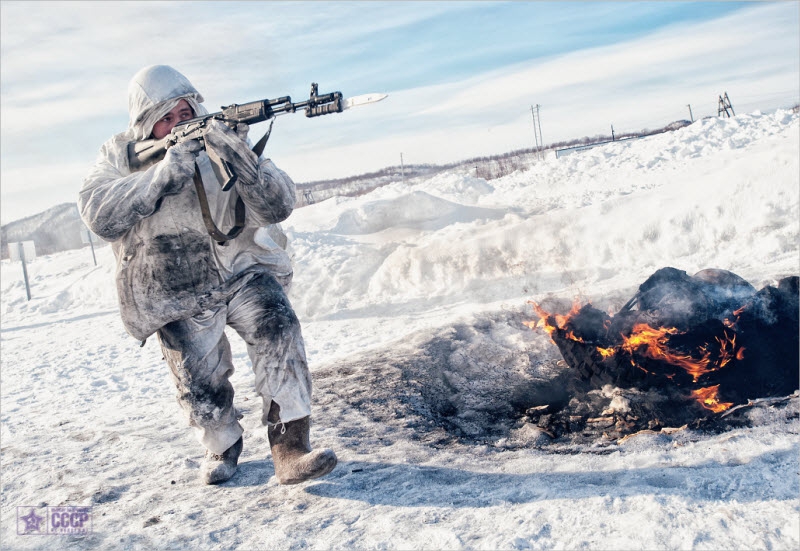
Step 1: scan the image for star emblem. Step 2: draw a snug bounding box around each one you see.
[19,508,45,534]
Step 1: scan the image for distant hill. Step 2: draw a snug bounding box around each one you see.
[295,119,695,206]
[1,203,101,260]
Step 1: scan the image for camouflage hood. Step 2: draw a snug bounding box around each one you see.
[127,65,208,140]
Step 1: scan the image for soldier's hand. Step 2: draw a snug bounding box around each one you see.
[203,119,260,186]
[152,139,202,194]
[235,123,250,142]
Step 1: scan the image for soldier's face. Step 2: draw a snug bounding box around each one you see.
[152,100,194,139]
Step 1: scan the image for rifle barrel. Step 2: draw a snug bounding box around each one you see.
[173,86,343,130]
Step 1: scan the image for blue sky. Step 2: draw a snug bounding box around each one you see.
[1,1,798,223]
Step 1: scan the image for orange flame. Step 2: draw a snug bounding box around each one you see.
[723,305,747,329]
[716,330,745,368]
[565,331,585,343]
[692,385,734,413]
[621,323,718,382]
[597,347,616,359]
[525,301,745,414]
[527,300,582,342]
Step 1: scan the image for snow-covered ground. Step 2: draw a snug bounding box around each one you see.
[2,109,798,549]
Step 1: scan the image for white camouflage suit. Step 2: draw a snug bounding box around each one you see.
[79,65,312,455]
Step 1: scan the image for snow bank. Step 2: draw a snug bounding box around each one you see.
[286,110,798,357]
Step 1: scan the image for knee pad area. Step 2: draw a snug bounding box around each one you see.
[252,304,301,343]
[236,273,302,344]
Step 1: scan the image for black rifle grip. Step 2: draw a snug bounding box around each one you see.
[219,159,238,192]
[205,143,238,190]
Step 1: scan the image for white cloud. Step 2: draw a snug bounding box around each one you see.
[1,1,798,221]
[410,3,796,121]
[0,1,478,137]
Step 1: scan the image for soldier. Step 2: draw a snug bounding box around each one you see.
[79,65,336,485]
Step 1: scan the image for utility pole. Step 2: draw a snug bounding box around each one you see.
[18,242,30,301]
[86,228,97,266]
[687,104,694,122]
[530,104,544,160]
[611,124,615,141]
[718,92,735,118]
[81,224,98,266]
[725,92,735,116]
[9,241,34,300]
[535,105,544,159]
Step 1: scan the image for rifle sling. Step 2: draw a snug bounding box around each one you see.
[190,119,274,243]
[252,119,275,158]
[193,165,245,244]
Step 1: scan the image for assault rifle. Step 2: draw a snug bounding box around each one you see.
[127,83,387,242]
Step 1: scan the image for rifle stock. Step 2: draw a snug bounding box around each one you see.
[127,137,169,172]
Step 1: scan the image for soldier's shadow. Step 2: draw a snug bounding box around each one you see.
[225,450,796,507]
[225,458,275,487]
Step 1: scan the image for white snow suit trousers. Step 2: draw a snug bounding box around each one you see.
[157,270,312,455]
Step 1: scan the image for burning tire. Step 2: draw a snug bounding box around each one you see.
[530,267,799,417]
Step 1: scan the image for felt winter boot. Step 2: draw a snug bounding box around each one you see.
[267,403,337,485]
[201,436,243,485]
